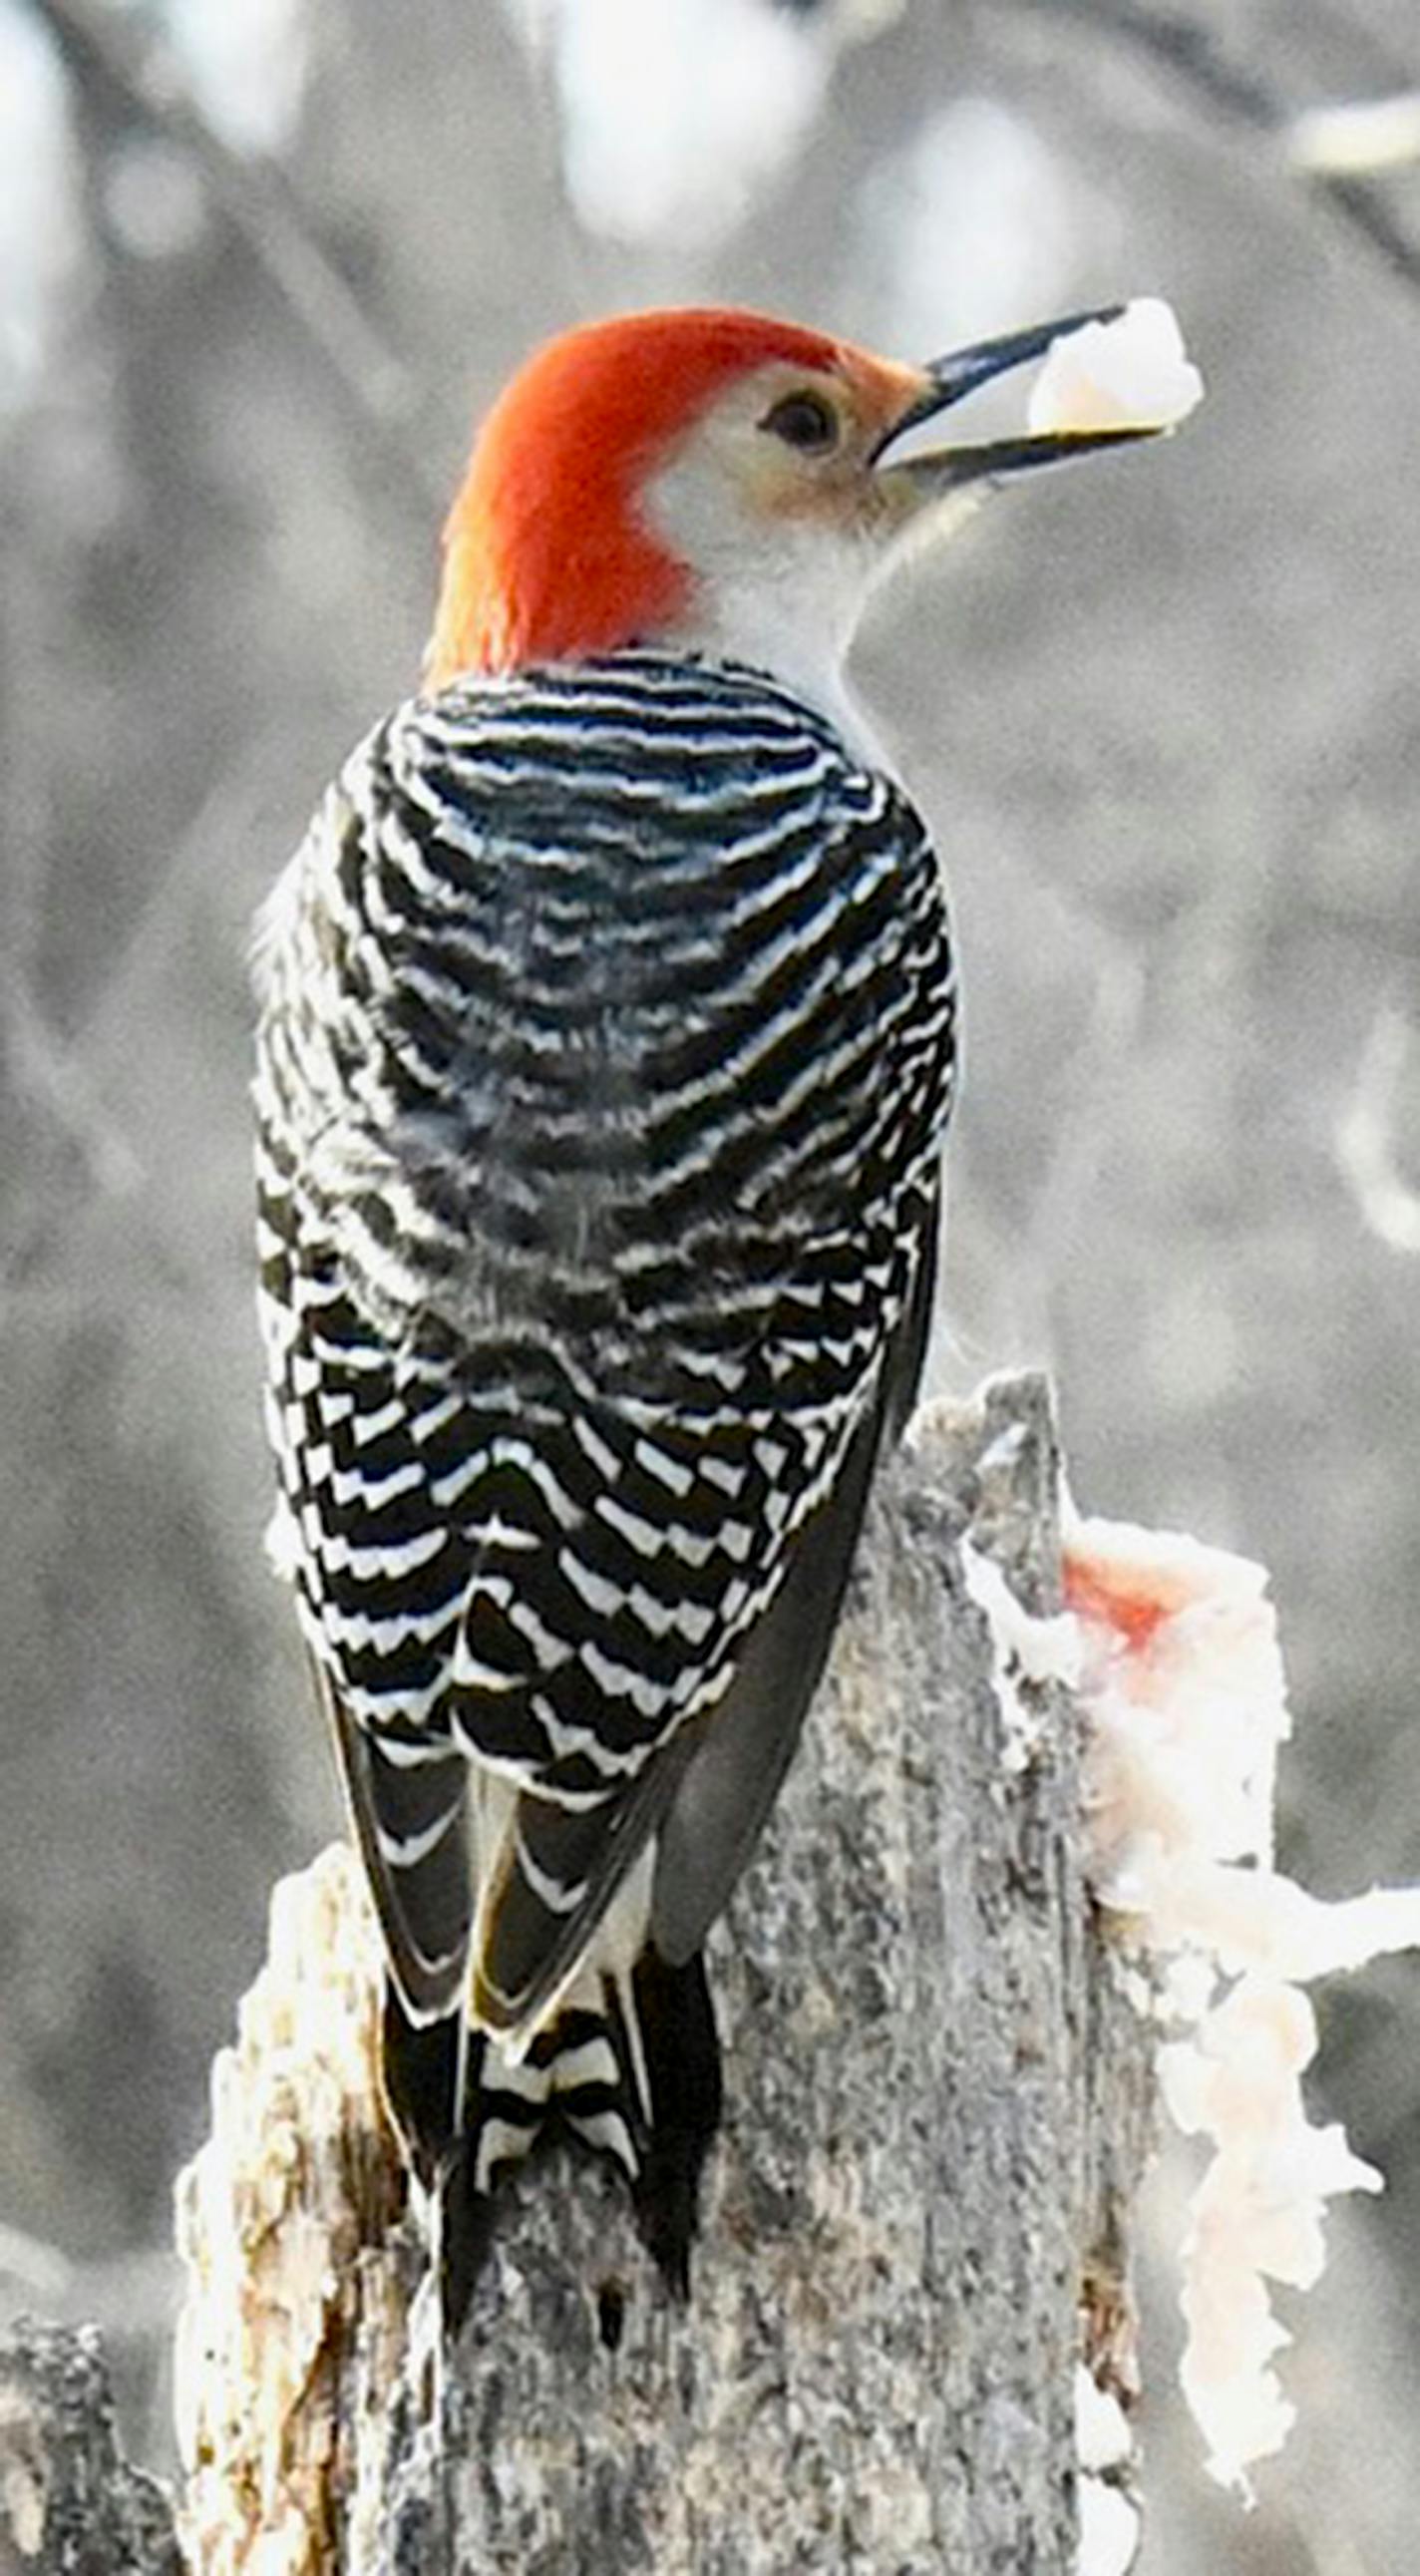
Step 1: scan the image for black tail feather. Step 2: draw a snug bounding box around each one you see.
[627,1947,723,2299]
[440,2146,497,2339]
[380,1982,460,2187]
[378,1945,723,2322]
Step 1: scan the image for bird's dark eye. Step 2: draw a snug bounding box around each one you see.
[760,390,840,453]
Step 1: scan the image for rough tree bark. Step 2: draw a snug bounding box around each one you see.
[0,2320,181,2575]
[1,1376,1156,2574]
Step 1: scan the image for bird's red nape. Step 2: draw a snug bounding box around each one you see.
[427,308,854,686]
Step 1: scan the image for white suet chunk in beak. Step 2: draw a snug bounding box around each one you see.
[1026,298,1205,436]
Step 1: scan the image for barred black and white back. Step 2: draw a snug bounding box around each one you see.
[253,650,955,2309]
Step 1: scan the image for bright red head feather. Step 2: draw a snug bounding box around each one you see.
[427,307,854,685]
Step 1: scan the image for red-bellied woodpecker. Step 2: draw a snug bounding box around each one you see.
[254,303,1168,2321]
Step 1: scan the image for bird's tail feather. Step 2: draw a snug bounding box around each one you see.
[380,1943,721,2333]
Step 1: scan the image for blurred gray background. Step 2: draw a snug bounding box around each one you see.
[3,0,1419,2564]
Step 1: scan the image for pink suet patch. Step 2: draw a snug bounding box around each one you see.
[1063,1548,1191,1655]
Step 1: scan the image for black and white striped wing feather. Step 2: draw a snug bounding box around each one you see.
[254,652,955,2046]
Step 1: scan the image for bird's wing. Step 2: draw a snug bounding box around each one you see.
[255,657,955,2046]
[650,1183,939,1968]
[454,1181,939,2037]
[272,1208,935,2047]
[316,1656,471,2025]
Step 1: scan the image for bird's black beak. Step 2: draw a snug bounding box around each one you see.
[872,306,1162,492]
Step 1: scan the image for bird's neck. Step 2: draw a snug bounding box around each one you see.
[663,583,886,768]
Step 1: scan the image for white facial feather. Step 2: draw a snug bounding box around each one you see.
[642,367,988,754]
[647,433,879,735]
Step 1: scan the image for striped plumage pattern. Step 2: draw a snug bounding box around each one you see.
[254,649,955,2284]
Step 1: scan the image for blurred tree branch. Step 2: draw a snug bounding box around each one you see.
[1016,0,1420,298]
[31,0,443,508]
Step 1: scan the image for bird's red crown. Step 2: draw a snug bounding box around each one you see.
[427,307,853,685]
